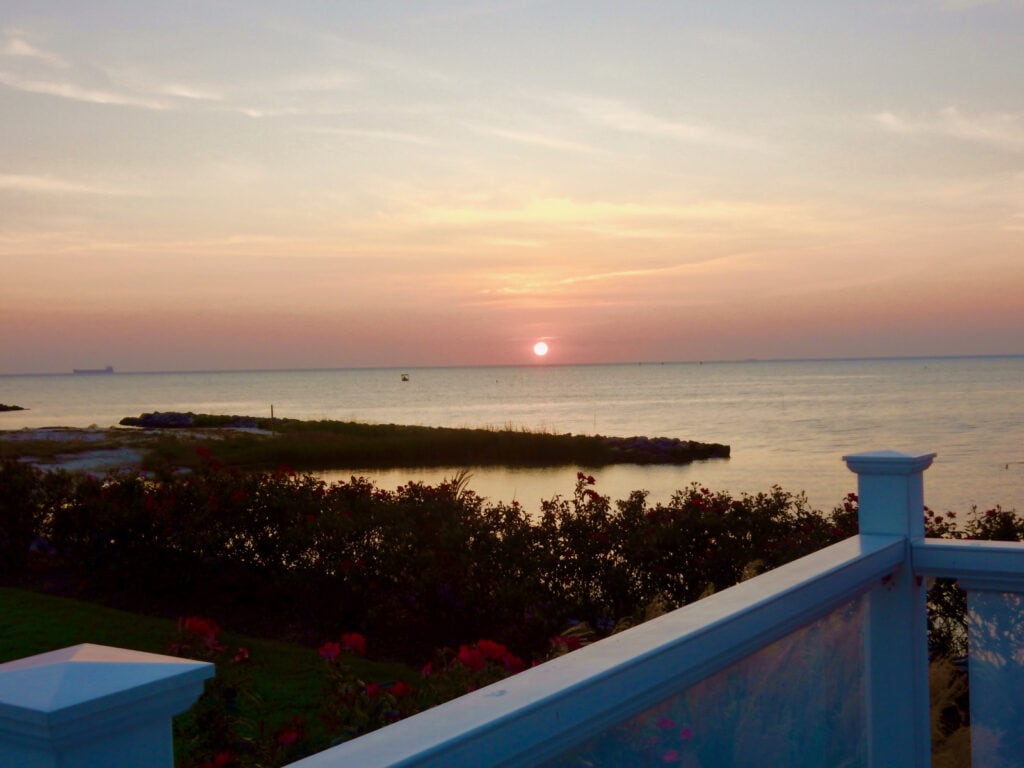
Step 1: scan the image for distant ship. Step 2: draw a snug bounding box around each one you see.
[73,366,115,375]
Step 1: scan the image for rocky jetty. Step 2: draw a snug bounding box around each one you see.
[602,435,730,464]
[0,403,26,412]
[120,411,259,429]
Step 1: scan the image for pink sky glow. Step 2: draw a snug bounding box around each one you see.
[2,1,1022,373]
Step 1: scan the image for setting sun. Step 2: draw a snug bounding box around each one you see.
[533,341,549,357]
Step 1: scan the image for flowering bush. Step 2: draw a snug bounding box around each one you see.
[12,456,1016,666]
[11,456,1019,766]
[318,631,422,743]
[170,615,312,768]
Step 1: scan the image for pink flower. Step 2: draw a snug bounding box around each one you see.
[656,717,676,730]
[662,749,680,762]
[318,641,341,660]
[679,727,694,740]
[341,632,367,655]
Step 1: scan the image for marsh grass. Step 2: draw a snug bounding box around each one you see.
[0,435,126,462]
[142,420,620,471]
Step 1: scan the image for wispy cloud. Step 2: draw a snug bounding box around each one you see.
[151,82,222,102]
[0,173,135,195]
[306,125,436,145]
[939,0,1024,9]
[874,107,1024,152]
[0,70,171,110]
[415,196,824,234]
[466,124,604,155]
[570,96,771,152]
[482,263,694,295]
[1,32,66,67]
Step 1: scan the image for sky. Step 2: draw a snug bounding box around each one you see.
[2,0,1023,373]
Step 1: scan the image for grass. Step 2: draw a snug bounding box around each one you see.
[2,414,729,474]
[0,417,727,473]
[136,420,616,471]
[0,586,413,756]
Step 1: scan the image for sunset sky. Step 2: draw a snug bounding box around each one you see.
[2,1,1022,373]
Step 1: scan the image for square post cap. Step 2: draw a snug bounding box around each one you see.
[0,644,213,749]
[842,450,936,476]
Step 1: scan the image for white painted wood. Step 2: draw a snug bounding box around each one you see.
[0,644,213,768]
[844,450,934,768]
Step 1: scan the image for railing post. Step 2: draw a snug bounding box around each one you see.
[0,644,213,768]
[844,450,935,768]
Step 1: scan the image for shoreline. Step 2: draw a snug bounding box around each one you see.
[1,414,730,475]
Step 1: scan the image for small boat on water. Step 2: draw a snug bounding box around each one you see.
[401,373,410,381]
[73,366,115,375]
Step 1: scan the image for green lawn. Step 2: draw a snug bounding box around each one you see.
[0,586,414,761]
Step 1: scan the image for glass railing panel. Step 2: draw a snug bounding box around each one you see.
[967,589,1024,768]
[542,594,867,768]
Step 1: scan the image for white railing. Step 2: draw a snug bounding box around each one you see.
[2,450,1022,767]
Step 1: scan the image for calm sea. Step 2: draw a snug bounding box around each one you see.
[2,357,1022,515]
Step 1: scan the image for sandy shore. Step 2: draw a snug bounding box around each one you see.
[0,428,145,473]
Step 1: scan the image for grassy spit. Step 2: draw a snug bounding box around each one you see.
[2,414,730,472]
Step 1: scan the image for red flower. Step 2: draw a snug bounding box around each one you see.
[390,680,413,698]
[277,727,300,747]
[364,682,381,699]
[421,661,434,677]
[476,639,508,661]
[232,646,250,663]
[502,653,526,674]
[318,641,341,660]
[195,446,212,459]
[201,752,236,768]
[182,616,221,640]
[341,632,366,655]
[457,644,486,670]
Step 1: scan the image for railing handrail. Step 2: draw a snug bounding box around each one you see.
[8,450,1023,767]
[913,537,1024,587]
[287,534,905,767]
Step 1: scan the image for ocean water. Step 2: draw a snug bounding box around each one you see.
[1,356,1022,515]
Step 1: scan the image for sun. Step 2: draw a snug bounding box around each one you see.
[533,341,549,357]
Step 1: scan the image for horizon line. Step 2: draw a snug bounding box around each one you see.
[2,352,1023,378]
